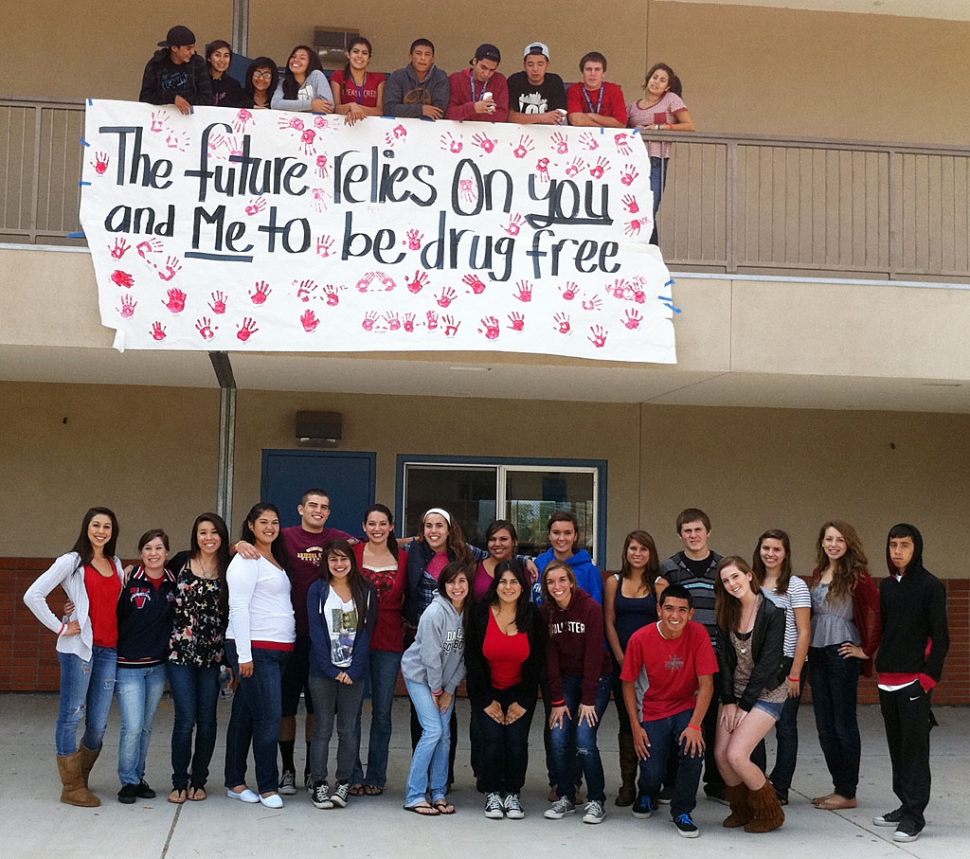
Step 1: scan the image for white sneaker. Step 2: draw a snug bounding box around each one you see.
[544,797,576,819]
[582,800,606,824]
[504,793,525,819]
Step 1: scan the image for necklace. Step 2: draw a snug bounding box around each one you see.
[735,629,753,654]
[196,556,217,579]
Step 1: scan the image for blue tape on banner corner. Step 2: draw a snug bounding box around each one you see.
[79,181,91,186]
[657,294,672,302]
[67,232,85,239]
[663,302,683,314]
[664,279,675,288]
[87,98,93,106]
[80,138,90,147]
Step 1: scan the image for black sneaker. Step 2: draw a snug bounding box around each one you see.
[331,783,349,808]
[135,780,156,799]
[632,794,654,819]
[892,820,921,843]
[873,807,904,827]
[311,781,333,810]
[304,772,313,794]
[673,812,700,838]
[279,770,297,795]
[657,784,674,805]
[118,783,138,804]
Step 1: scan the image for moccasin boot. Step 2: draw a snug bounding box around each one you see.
[57,752,100,807]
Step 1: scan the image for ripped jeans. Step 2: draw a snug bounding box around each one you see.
[548,673,611,803]
[56,646,117,756]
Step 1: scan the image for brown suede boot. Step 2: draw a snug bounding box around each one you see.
[78,744,100,790]
[615,733,637,806]
[57,752,100,807]
[722,783,752,828]
[744,780,785,833]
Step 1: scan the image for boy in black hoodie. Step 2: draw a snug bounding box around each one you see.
[873,523,949,843]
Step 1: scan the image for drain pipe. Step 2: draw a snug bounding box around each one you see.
[209,351,236,529]
[232,0,250,57]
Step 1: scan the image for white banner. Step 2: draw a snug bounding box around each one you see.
[79,100,676,363]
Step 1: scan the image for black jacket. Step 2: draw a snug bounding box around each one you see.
[715,596,788,711]
[139,50,214,106]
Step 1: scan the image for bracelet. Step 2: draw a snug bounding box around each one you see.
[788,676,800,682]
[688,724,701,731]
[234,541,243,551]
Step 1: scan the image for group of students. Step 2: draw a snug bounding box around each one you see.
[138,26,695,243]
[25,498,948,843]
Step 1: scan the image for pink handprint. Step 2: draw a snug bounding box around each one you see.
[588,325,608,348]
[150,111,167,133]
[384,125,407,146]
[157,256,182,281]
[250,281,272,304]
[111,270,134,288]
[136,237,163,258]
[566,157,586,178]
[207,133,227,156]
[624,219,643,237]
[296,279,318,302]
[91,152,109,175]
[165,131,190,152]
[507,311,525,331]
[622,193,640,214]
[512,134,535,159]
[478,316,500,340]
[245,197,266,216]
[393,125,407,139]
[579,132,600,151]
[443,315,460,337]
[553,312,572,334]
[551,131,568,154]
[163,288,187,313]
[385,311,402,331]
[614,133,633,156]
[404,229,424,251]
[436,286,457,308]
[150,321,167,341]
[426,310,439,330]
[279,116,304,131]
[459,178,477,204]
[589,156,610,179]
[634,290,647,304]
[560,282,580,301]
[209,291,227,314]
[536,157,551,183]
[606,278,632,300]
[502,214,524,237]
[403,312,416,333]
[623,308,643,329]
[405,270,428,294]
[356,272,377,293]
[515,280,533,302]
[233,109,253,134]
[471,131,497,154]
[440,132,463,153]
[312,188,328,213]
[313,115,329,129]
[620,164,640,186]
[195,317,216,340]
[109,238,130,259]
[361,311,379,332]
[301,309,319,332]
[463,274,486,295]
[116,295,137,318]
[237,317,258,341]
[300,128,316,154]
[582,296,603,311]
[324,284,343,306]
[316,155,330,179]
[316,234,334,257]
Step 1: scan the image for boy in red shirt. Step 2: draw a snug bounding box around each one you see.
[566,52,626,127]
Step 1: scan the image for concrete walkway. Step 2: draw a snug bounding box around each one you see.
[0,695,965,859]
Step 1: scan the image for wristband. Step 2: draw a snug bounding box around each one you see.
[688,724,701,731]
[234,541,243,551]
[788,676,800,682]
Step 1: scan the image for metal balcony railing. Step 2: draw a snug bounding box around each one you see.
[2,97,968,282]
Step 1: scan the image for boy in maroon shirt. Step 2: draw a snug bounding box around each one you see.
[567,51,626,127]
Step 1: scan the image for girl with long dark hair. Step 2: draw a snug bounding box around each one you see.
[272,45,334,113]
[242,57,278,109]
[330,37,385,124]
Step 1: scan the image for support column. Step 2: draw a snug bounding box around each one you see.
[232,0,250,57]
[209,351,236,528]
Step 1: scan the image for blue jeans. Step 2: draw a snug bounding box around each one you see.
[649,156,669,245]
[352,648,402,788]
[56,646,116,756]
[116,663,168,785]
[549,673,611,803]
[404,679,454,807]
[769,689,801,793]
[637,708,703,818]
[168,662,220,789]
[809,645,861,798]
[223,641,290,795]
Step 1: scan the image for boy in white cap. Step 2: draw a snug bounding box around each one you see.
[508,42,567,125]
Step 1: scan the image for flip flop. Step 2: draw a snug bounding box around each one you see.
[348,784,366,796]
[433,799,456,814]
[364,785,384,796]
[405,802,439,816]
[168,788,187,804]
[188,785,207,801]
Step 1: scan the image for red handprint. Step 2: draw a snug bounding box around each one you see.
[313,115,329,129]
[620,164,640,186]
[296,279,318,302]
[502,214,524,237]
[440,132,463,153]
[426,310,439,330]
[623,308,643,329]
[195,317,216,340]
[624,219,643,237]
[553,312,572,334]
[312,188,328,213]
[478,316,500,340]
[579,132,600,151]
[150,321,167,341]
[165,131,190,152]
[507,311,525,331]
[621,193,640,214]
[512,134,535,159]
[300,128,316,154]
[566,157,586,178]
[245,197,266,216]
[91,152,109,175]
[551,131,568,155]
[237,317,258,341]
[209,291,228,314]
[384,125,407,146]
[301,309,319,332]
[589,156,610,180]
[436,286,457,308]
[385,311,402,331]
[403,312,416,333]
[116,295,137,318]
[316,155,330,179]
[250,281,272,304]
[361,311,379,331]
[582,296,603,311]
[459,178,477,204]
[614,133,634,156]
[404,229,424,251]
[136,237,163,258]
[471,131,497,154]
[536,157,551,183]
[150,111,167,133]
[560,282,580,300]
[316,234,334,257]
[443,315,459,337]
[111,270,134,289]
[356,272,378,293]
[588,325,608,348]
[515,280,533,302]
[233,109,253,134]
[634,290,647,304]
[109,238,130,259]
[163,288,187,313]
[157,256,182,281]
[463,274,487,295]
[393,125,407,139]
[405,270,428,294]
[279,116,304,131]
[606,278,632,300]
[324,284,343,306]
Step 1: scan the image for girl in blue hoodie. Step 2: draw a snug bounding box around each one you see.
[534,511,603,605]
[306,541,377,810]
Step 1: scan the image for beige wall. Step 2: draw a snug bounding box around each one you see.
[3,2,969,145]
[2,380,968,579]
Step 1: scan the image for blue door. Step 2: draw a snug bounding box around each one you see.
[260,450,377,536]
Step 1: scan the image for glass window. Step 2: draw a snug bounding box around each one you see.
[505,469,595,557]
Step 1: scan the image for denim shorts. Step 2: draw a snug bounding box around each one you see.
[752,699,785,720]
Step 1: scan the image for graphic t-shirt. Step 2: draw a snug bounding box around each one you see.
[330,69,386,108]
[157,58,194,99]
[507,71,567,115]
[324,588,358,668]
[283,525,354,637]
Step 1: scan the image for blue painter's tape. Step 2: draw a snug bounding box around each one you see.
[664,279,675,287]
[657,294,672,301]
[663,302,683,314]
[78,181,91,186]
[87,98,93,106]
[80,138,90,147]
[68,232,85,239]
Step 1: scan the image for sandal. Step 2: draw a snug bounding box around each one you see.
[168,788,188,804]
[405,802,439,816]
[188,784,207,801]
[348,784,366,796]
[363,785,384,796]
[433,799,456,815]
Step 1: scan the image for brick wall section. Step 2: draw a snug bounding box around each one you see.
[3,558,968,702]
